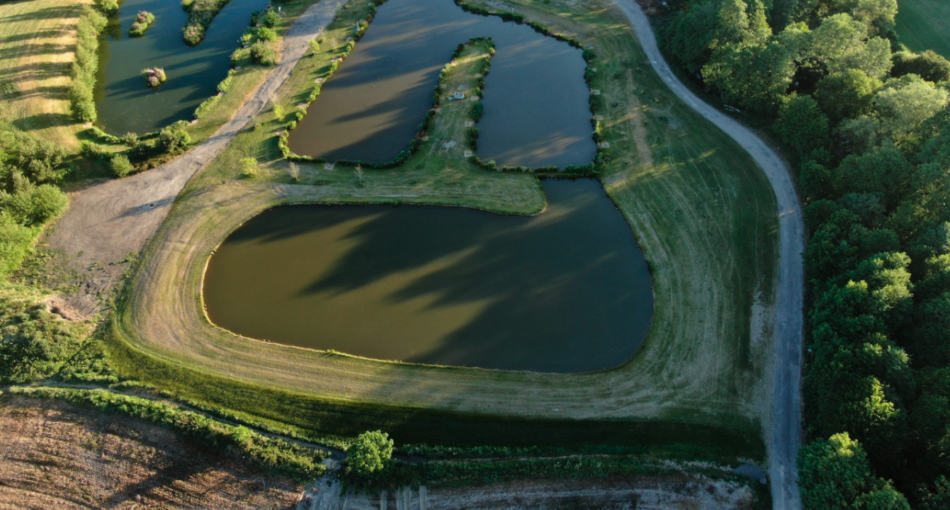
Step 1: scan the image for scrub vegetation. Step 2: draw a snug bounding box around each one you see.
[105,0,778,472]
[661,0,950,505]
[128,10,156,37]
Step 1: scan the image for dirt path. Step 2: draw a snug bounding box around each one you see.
[45,0,345,316]
[609,1,804,508]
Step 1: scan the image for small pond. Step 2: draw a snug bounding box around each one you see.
[203,179,653,373]
[94,0,269,135]
[287,0,596,167]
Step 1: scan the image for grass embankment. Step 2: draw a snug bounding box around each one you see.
[0,0,89,151]
[108,0,778,461]
[896,0,950,58]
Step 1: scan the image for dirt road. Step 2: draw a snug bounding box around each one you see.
[45,0,345,315]
[609,1,805,508]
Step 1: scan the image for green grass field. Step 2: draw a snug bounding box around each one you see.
[104,0,779,461]
[897,0,950,58]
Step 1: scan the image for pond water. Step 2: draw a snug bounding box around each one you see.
[287,0,596,168]
[94,0,269,135]
[203,180,653,373]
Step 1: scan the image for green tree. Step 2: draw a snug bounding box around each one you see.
[892,50,950,84]
[832,147,914,209]
[774,95,830,160]
[805,14,892,79]
[347,430,393,476]
[156,124,192,154]
[799,432,909,509]
[815,69,880,122]
[665,0,721,73]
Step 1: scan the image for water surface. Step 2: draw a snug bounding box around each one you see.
[95,0,269,134]
[287,0,596,167]
[203,180,653,373]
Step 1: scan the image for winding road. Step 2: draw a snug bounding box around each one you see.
[47,0,804,505]
[611,1,805,508]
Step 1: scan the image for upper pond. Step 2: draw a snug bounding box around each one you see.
[287,0,596,167]
[94,0,268,135]
[203,180,654,373]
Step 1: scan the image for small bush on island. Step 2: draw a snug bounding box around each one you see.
[182,0,233,46]
[129,11,156,37]
[142,68,167,88]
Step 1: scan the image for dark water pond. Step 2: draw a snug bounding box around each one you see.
[203,180,653,373]
[287,0,596,168]
[94,0,269,135]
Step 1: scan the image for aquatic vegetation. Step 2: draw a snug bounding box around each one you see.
[128,11,155,37]
[142,67,167,88]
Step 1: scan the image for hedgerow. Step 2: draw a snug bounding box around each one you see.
[69,6,108,123]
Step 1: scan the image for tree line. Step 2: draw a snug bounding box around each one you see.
[662,0,950,506]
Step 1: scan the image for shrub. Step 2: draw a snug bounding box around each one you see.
[471,101,484,121]
[94,0,119,15]
[182,0,233,46]
[0,294,90,383]
[257,27,278,42]
[261,9,280,28]
[155,124,191,154]
[129,11,156,37]
[273,104,285,121]
[142,67,167,88]
[250,42,278,66]
[239,157,259,178]
[347,430,393,476]
[110,154,133,177]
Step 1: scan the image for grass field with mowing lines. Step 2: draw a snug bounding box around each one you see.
[106,0,778,460]
[0,0,87,150]
[896,0,950,58]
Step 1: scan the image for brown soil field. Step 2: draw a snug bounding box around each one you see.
[0,395,303,509]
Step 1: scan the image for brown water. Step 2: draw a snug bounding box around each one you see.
[203,180,653,373]
[287,0,596,168]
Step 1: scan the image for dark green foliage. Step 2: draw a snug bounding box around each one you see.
[0,294,88,384]
[774,95,830,161]
[10,387,329,480]
[815,69,880,122]
[798,433,910,510]
[892,50,950,83]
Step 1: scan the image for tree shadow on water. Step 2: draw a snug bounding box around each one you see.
[223,180,653,374]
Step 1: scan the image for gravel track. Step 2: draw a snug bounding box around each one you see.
[609,1,805,508]
[46,0,345,275]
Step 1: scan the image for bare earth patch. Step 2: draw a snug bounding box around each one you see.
[0,395,301,509]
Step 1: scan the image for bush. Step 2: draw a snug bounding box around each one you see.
[348,430,393,476]
[239,157,259,178]
[257,27,278,41]
[261,9,280,28]
[0,294,90,384]
[155,124,191,154]
[94,0,119,15]
[129,11,156,37]
[471,101,484,121]
[110,154,133,177]
[142,68,167,88]
[250,42,278,66]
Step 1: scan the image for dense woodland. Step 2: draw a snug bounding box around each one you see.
[662,0,950,506]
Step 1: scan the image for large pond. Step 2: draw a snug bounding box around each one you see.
[94,0,269,135]
[203,180,653,373]
[287,0,596,167]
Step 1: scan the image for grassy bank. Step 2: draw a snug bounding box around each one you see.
[107,0,778,464]
[896,0,950,58]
